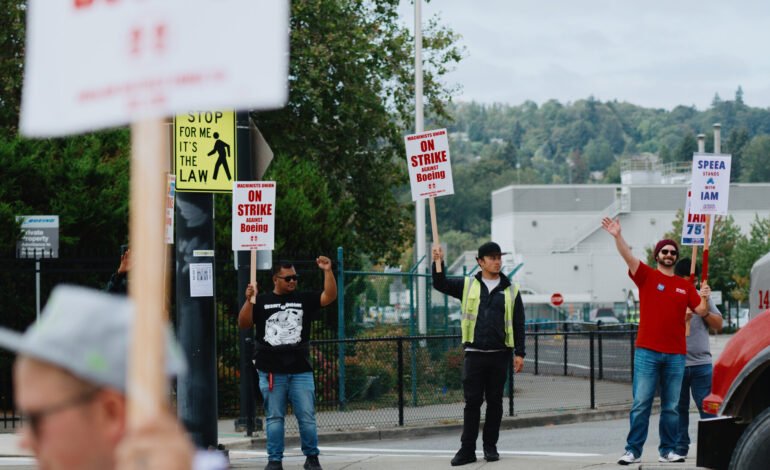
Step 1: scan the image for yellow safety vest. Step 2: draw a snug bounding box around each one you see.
[460,277,518,347]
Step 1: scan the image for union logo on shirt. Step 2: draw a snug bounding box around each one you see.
[675,287,687,295]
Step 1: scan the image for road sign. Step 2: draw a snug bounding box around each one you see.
[404,128,455,201]
[174,111,237,192]
[16,215,59,258]
[20,0,289,137]
[690,153,732,215]
[232,181,276,251]
[551,293,564,307]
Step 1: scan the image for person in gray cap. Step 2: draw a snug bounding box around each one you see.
[0,285,227,470]
[431,241,526,466]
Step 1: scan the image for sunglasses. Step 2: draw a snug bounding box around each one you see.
[659,249,678,256]
[276,274,299,282]
[21,388,100,438]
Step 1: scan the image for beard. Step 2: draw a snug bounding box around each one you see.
[658,257,676,267]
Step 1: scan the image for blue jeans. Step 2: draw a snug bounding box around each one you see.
[625,348,685,458]
[257,370,319,462]
[675,363,715,456]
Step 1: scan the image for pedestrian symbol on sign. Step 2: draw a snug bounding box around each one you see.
[208,132,232,181]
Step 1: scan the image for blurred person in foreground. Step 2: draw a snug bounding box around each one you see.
[0,285,227,470]
[673,258,723,459]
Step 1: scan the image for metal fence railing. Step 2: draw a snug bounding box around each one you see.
[1,249,638,435]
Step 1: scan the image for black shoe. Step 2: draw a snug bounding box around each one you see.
[264,461,283,470]
[483,445,500,462]
[304,455,323,470]
[451,448,477,466]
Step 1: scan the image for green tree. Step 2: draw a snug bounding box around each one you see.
[740,135,770,182]
[250,0,462,265]
[0,1,25,137]
[649,212,743,298]
[732,216,770,301]
[583,137,614,171]
[726,127,749,182]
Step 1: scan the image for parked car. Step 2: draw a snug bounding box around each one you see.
[728,308,750,329]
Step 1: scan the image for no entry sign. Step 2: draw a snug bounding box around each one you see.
[404,128,455,201]
[551,293,564,307]
[232,181,275,251]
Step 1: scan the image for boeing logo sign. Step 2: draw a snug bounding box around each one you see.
[16,215,59,258]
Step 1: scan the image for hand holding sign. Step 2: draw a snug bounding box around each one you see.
[405,129,454,273]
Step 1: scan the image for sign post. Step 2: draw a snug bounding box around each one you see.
[404,128,454,273]
[16,215,59,320]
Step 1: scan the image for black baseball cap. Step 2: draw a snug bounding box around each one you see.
[477,241,508,259]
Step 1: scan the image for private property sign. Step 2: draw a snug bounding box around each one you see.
[404,129,455,201]
[690,153,732,215]
[232,181,275,251]
[20,0,289,137]
[16,215,59,258]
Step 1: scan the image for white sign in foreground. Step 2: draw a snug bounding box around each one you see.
[232,181,276,251]
[21,0,289,137]
[404,129,454,201]
[690,153,732,215]
[681,189,715,246]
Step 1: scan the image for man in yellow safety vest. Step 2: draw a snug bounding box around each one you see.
[432,241,526,466]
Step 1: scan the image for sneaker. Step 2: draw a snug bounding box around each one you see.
[303,455,323,470]
[617,451,640,465]
[659,451,685,463]
[264,461,283,470]
[450,448,477,466]
[483,444,500,462]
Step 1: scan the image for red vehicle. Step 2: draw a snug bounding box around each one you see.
[697,253,770,469]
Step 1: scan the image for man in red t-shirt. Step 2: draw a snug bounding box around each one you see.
[601,217,710,465]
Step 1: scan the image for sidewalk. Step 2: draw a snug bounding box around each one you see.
[0,333,736,459]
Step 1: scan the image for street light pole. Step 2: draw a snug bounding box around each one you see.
[414,0,427,334]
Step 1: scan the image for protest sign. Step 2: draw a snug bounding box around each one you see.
[681,189,715,246]
[232,182,276,251]
[21,0,289,137]
[404,129,455,201]
[690,154,732,215]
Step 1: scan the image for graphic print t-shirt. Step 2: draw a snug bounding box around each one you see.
[252,290,322,373]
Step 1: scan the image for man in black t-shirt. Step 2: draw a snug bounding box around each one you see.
[238,257,337,470]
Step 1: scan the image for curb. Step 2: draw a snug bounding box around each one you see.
[224,403,651,450]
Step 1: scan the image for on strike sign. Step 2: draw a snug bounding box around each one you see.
[232,182,275,251]
[404,129,454,201]
[690,153,732,215]
[21,0,289,137]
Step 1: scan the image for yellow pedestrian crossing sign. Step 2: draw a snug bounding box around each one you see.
[174,111,237,192]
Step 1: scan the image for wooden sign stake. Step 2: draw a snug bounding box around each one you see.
[429,197,441,273]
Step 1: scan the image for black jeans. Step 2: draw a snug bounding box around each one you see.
[460,350,511,450]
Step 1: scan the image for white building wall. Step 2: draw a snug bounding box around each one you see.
[491,183,770,305]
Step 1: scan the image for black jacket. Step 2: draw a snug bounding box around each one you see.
[432,264,526,356]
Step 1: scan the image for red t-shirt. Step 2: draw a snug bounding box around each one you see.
[630,262,702,354]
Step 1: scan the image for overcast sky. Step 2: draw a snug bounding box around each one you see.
[400,0,770,110]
